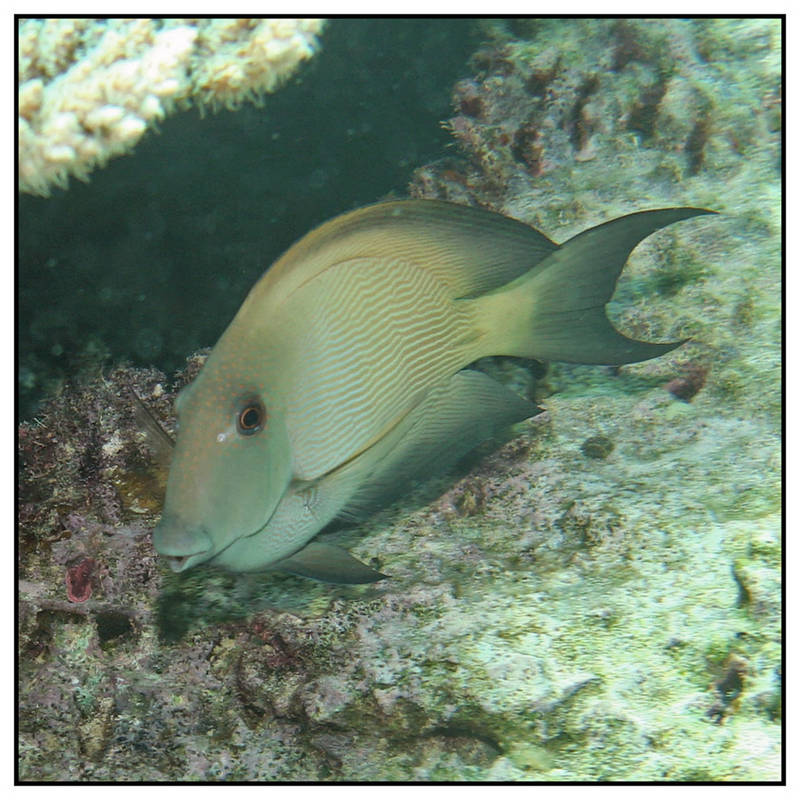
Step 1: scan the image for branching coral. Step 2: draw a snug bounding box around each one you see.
[18,18,325,196]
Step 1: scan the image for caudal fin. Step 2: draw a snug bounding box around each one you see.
[478,208,715,366]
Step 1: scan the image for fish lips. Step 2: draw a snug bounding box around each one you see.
[152,514,214,573]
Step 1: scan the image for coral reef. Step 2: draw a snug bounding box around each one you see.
[17,18,781,782]
[18,18,325,195]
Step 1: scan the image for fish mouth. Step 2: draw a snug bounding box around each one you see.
[152,516,214,571]
[156,499,282,572]
[165,555,194,573]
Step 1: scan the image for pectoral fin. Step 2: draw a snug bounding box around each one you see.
[273,541,388,584]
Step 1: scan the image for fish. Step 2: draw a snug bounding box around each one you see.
[152,199,713,583]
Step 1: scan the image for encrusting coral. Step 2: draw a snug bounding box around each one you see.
[18,18,325,196]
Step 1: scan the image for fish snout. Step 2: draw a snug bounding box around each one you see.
[152,514,214,572]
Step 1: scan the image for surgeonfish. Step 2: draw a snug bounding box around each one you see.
[152,200,713,582]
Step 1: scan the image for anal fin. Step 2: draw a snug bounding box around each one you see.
[340,369,538,519]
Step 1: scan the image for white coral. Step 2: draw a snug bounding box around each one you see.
[18,18,325,196]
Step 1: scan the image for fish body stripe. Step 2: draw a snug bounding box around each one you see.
[281,257,474,479]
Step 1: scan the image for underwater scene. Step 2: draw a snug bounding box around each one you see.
[17,18,782,781]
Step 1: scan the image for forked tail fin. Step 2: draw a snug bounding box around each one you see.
[477,208,715,365]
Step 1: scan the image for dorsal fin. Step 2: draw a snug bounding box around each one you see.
[239,200,558,316]
[128,385,174,469]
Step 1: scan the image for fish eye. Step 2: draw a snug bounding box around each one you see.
[236,399,266,435]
